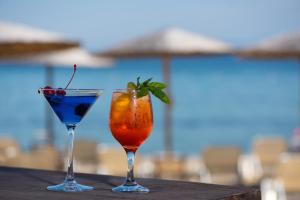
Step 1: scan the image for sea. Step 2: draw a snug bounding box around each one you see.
[0,56,299,155]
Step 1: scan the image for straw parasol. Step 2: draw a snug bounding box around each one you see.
[98,27,232,153]
[238,31,300,59]
[0,21,78,58]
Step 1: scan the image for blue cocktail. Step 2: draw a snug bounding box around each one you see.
[45,94,98,125]
[39,88,103,192]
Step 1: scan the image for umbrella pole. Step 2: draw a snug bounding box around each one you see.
[299,59,300,126]
[162,56,173,153]
[45,65,55,146]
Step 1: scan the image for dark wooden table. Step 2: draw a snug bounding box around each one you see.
[0,167,260,200]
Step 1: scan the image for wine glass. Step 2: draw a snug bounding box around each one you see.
[109,89,153,193]
[39,88,103,192]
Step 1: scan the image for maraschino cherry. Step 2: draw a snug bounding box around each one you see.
[43,86,55,95]
[56,88,66,96]
[41,64,77,96]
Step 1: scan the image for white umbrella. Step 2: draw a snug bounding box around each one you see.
[99,27,232,153]
[0,21,78,58]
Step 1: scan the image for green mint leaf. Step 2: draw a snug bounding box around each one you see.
[148,87,170,104]
[137,87,148,98]
[128,77,170,104]
[142,77,153,86]
[127,82,137,90]
[148,82,166,89]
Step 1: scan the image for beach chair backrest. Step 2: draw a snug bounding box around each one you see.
[6,145,62,170]
[97,147,128,176]
[0,138,19,160]
[73,139,99,164]
[277,154,300,192]
[202,146,240,174]
[154,154,185,180]
[253,138,287,167]
[29,145,62,170]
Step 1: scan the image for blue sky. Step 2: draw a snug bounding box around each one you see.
[0,0,299,51]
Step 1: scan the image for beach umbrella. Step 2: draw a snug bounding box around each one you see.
[14,47,113,146]
[98,27,232,153]
[0,21,78,58]
[238,31,300,59]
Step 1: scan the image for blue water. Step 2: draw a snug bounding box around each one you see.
[44,94,98,125]
[0,56,298,154]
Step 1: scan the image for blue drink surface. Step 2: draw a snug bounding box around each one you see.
[45,95,98,125]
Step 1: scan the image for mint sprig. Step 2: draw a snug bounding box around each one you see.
[127,77,170,104]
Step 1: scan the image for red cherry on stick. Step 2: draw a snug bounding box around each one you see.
[56,88,66,96]
[40,64,76,96]
[43,86,55,95]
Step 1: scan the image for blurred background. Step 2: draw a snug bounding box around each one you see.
[0,1,300,199]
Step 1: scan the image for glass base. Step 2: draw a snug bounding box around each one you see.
[47,180,93,192]
[112,183,149,193]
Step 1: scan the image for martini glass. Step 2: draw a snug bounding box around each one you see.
[39,88,103,192]
[109,89,153,193]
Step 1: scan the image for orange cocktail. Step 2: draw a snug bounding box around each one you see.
[109,89,153,153]
[109,77,169,193]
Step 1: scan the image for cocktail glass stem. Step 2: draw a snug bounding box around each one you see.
[111,150,149,192]
[125,151,136,185]
[65,125,75,182]
[47,123,93,192]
